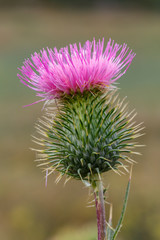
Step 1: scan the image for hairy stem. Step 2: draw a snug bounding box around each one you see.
[94,191,102,240]
[93,179,106,240]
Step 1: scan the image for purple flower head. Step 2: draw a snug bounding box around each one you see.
[18,38,135,102]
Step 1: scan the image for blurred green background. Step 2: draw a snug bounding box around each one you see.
[0,0,160,239]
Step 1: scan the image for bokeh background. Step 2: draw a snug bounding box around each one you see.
[0,0,160,239]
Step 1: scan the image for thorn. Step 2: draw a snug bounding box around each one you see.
[88,163,93,175]
[118,163,129,173]
[30,148,43,152]
[87,199,95,204]
[129,164,133,181]
[32,139,44,146]
[132,121,144,129]
[131,151,142,156]
[77,169,84,183]
[126,109,135,118]
[64,176,71,186]
[106,221,115,231]
[134,144,146,147]
[37,161,50,167]
[117,169,126,175]
[96,168,101,180]
[80,158,84,166]
[128,112,137,122]
[55,173,63,184]
[106,162,121,175]
[134,127,145,134]
[108,204,113,225]
[86,204,95,208]
[45,169,48,187]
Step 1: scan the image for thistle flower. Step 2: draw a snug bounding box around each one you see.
[18,38,135,102]
[18,38,143,240]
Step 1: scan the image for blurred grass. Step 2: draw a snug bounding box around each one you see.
[50,223,97,240]
[0,6,160,240]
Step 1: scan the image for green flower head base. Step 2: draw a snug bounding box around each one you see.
[34,89,143,184]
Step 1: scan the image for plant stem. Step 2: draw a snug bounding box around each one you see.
[93,179,106,240]
[94,191,102,240]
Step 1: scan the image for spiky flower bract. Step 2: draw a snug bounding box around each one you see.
[34,89,142,183]
[18,38,135,102]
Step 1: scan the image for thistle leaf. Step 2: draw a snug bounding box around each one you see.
[107,204,115,240]
[111,166,132,240]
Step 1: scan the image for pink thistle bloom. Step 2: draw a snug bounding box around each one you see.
[18,38,135,102]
